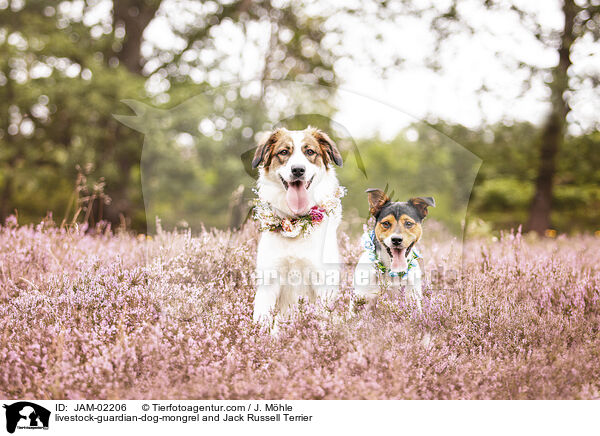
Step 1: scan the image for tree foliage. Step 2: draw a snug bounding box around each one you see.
[0,1,598,234]
[0,0,341,228]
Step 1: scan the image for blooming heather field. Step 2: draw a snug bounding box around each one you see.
[1,217,599,400]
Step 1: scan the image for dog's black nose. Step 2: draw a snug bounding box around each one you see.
[391,236,403,246]
[291,165,305,178]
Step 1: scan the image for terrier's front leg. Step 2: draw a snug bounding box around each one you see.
[405,267,423,312]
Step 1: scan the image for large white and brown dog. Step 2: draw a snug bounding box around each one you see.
[251,127,344,328]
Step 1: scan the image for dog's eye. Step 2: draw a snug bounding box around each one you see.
[405,221,414,228]
[279,149,289,156]
[381,222,391,229]
[305,149,316,156]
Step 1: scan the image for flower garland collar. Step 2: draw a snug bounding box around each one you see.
[361,227,421,278]
[253,186,346,238]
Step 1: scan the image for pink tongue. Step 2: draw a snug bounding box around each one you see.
[391,248,408,272]
[286,181,309,215]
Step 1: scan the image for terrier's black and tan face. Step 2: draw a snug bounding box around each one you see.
[366,188,435,273]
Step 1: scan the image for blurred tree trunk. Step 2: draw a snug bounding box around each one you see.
[526,0,576,234]
[228,184,246,229]
[0,172,12,222]
[104,1,162,225]
[112,0,162,74]
[0,67,15,223]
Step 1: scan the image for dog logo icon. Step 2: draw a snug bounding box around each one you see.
[3,402,50,434]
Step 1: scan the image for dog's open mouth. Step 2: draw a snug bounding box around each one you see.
[280,175,314,215]
[279,174,314,191]
[385,243,414,273]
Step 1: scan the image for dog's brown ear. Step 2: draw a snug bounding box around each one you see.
[311,128,343,167]
[252,130,280,169]
[366,188,390,216]
[409,196,435,219]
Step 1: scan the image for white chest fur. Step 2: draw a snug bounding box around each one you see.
[352,249,423,311]
[255,213,341,315]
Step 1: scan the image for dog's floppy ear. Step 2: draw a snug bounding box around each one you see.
[366,188,390,216]
[409,196,435,219]
[252,130,280,169]
[311,128,343,167]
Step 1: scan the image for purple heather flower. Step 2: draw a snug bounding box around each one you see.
[0,218,598,399]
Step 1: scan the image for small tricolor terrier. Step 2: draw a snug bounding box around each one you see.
[353,188,435,311]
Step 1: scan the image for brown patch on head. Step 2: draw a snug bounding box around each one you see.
[306,127,343,168]
[251,128,293,171]
[398,213,422,246]
[301,130,326,167]
[267,133,293,170]
[375,214,396,242]
[252,129,279,169]
[408,197,436,220]
[366,188,390,216]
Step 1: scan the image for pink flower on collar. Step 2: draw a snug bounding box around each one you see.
[309,206,325,223]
